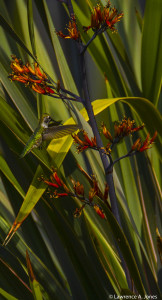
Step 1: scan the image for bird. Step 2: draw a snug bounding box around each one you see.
[20,113,80,157]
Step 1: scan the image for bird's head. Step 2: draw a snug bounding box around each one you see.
[40,114,62,128]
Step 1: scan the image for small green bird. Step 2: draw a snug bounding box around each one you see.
[20,113,79,158]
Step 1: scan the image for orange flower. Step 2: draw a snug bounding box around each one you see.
[40,171,71,199]
[93,205,106,219]
[34,63,47,79]
[74,181,84,196]
[31,83,46,94]
[9,55,54,95]
[52,171,63,187]
[139,131,157,152]
[72,130,97,153]
[83,1,123,33]
[114,117,144,139]
[101,123,113,142]
[89,188,96,202]
[131,131,157,153]
[43,180,59,188]
[57,17,80,41]
[74,205,86,217]
[131,138,141,152]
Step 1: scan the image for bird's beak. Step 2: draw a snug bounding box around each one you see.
[48,117,62,127]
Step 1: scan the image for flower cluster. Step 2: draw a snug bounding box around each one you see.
[83,1,123,33]
[39,168,108,219]
[8,55,55,95]
[113,117,144,138]
[102,117,144,143]
[57,16,80,41]
[72,118,157,159]
[72,130,97,153]
[102,118,157,154]
[131,131,157,153]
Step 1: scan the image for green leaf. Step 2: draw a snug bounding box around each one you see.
[27,0,37,57]
[0,288,18,300]
[141,0,162,105]
[0,216,70,299]
[0,246,32,299]
[42,0,79,95]
[12,166,46,224]
[135,8,143,32]
[84,215,128,291]
[0,14,35,61]
[26,250,43,300]
[2,166,46,246]
[43,205,110,299]
[98,200,145,296]
[31,281,43,300]
[0,155,25,199]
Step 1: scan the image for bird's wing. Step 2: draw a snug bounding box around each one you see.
[42,125,80,140]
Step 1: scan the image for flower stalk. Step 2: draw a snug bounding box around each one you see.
[39,170,107,219]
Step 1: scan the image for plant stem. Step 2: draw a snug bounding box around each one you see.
[112,151,137,165]
[81,25,106,55]
[80,50,132,291]
[81,31,98,54]
[80,47,122,223]
[65,0,132,289]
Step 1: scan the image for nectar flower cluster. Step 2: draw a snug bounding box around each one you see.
[101,118,157,154]
[111,117,144,139]
[131,131,157,152]
[57,16,80,41]
[83,1,123,33]
[8,55,55,95]
[72,118,157,159]
[39,168,108,219]
[72,130,97,153]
